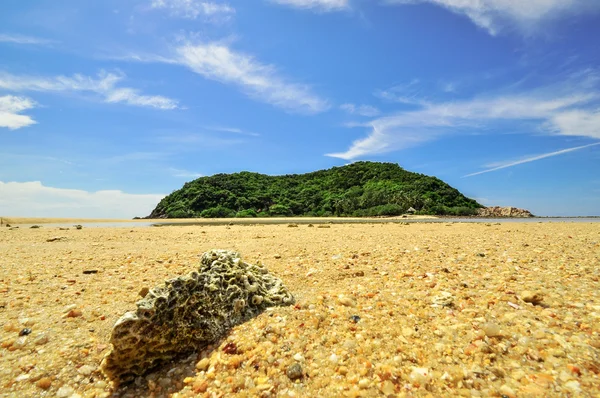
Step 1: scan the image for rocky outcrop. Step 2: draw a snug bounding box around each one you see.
[100,250,294,383]
[477,206,534,218]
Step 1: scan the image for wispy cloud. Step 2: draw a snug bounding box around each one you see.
[206,126,260,136]
[0,71,179,110]
[0,33,55,46]
[464,142,600,177]
[150,0,235,20]
[0,95,37,130]
[327,72,600,160]
[269,0,349,12]
[175,42,329,114]
[0,180,164,218]
[384,0,600,36]
[340,103,380,117]
[169,167,203,178]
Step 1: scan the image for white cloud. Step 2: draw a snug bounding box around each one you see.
[175,42,329,113]
[169,167,204,178]
[206,126,260,136]
[0,181,164,219]
[327,74,600,160]
[340,103,380,117]
[464,142,600,177]
[0,71,179,110]
[385,0,600,35]
[269,0,349,12]
[0,33,54,45]
[150,0,235,20]
[0,95,37,130]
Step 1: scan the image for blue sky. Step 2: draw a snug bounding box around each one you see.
[1,0,600,218]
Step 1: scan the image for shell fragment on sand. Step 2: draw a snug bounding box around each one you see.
[100,249,294,383]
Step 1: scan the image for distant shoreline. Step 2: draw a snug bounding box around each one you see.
[1,214,599,227]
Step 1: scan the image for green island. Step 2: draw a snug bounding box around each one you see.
[148,161,482,218]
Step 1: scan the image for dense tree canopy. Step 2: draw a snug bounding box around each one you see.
[147,162,482,218]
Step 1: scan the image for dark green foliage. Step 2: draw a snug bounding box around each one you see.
[148,162,482,218]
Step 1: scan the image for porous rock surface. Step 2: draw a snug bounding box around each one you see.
[100,249,294,383]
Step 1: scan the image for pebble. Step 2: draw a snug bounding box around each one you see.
[409,367,431,385]
[36,377,52,390]
[196,358,210,371]
[56,385,74,397]
[286,363,303,380]
[139,287,150,298]
[521,291,544,305]
[33,332,49,345]
[349,315,361,323]
[431,291,454,307]
[482,323,503,337]
[293,353,304,361]
[337,295,356,307]
[19,328,32,336]
[77,365,95,376]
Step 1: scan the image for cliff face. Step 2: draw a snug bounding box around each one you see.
[477,206,534,218]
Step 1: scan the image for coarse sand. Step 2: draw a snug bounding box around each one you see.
[0,222,599,397]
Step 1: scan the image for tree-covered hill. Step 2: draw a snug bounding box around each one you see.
[147,162,482,218]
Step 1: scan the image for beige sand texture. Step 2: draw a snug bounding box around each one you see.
[0,222,599,397]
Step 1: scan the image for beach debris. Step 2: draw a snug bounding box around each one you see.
[349,315,361,323]
[286,363,303,380]
[307,224,314,227]
[317,225,330,228]
[18,328,32,336]
[74,225,83,230]
[431,291,454,307]
[30,225,41,229]
[46,236,66,242]
[520,290,544,305]
[100,249,294,383]
[287,223,298,228]
[9,226,19,230]
[83,270,98,275]
[58,227,70,230]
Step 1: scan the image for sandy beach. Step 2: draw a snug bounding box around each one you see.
[1,221,599,397]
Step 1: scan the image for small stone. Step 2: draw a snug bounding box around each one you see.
[431,291,454,307]
[521,291,543,305]
[338,295,356,307]
[83,270,98,275]
[287,224,298,228]
[286,363,303,380]
[36,377,52,390]
[293,353,304,361]
[56,385,75,397]
[482,323,502,337]
[78,365,95,376]
[196,358,210,371]
[274,254,282,259]
[74,225,83,230]
[381,380,395,395]
[358,379,370,389]
[349,315,361,323]
[499,384,516,398]
[329,353,339,364]
[409,367,431,385]
[564,380,581,392]
[19,328,32,336]
[139,287,150,298]
[33,332,49,345]
[65,309,83,318]
[46,236,66,242]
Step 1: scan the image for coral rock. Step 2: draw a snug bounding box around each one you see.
[100,249,294,383]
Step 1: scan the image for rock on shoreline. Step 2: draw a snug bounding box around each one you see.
[477,206,533,218]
